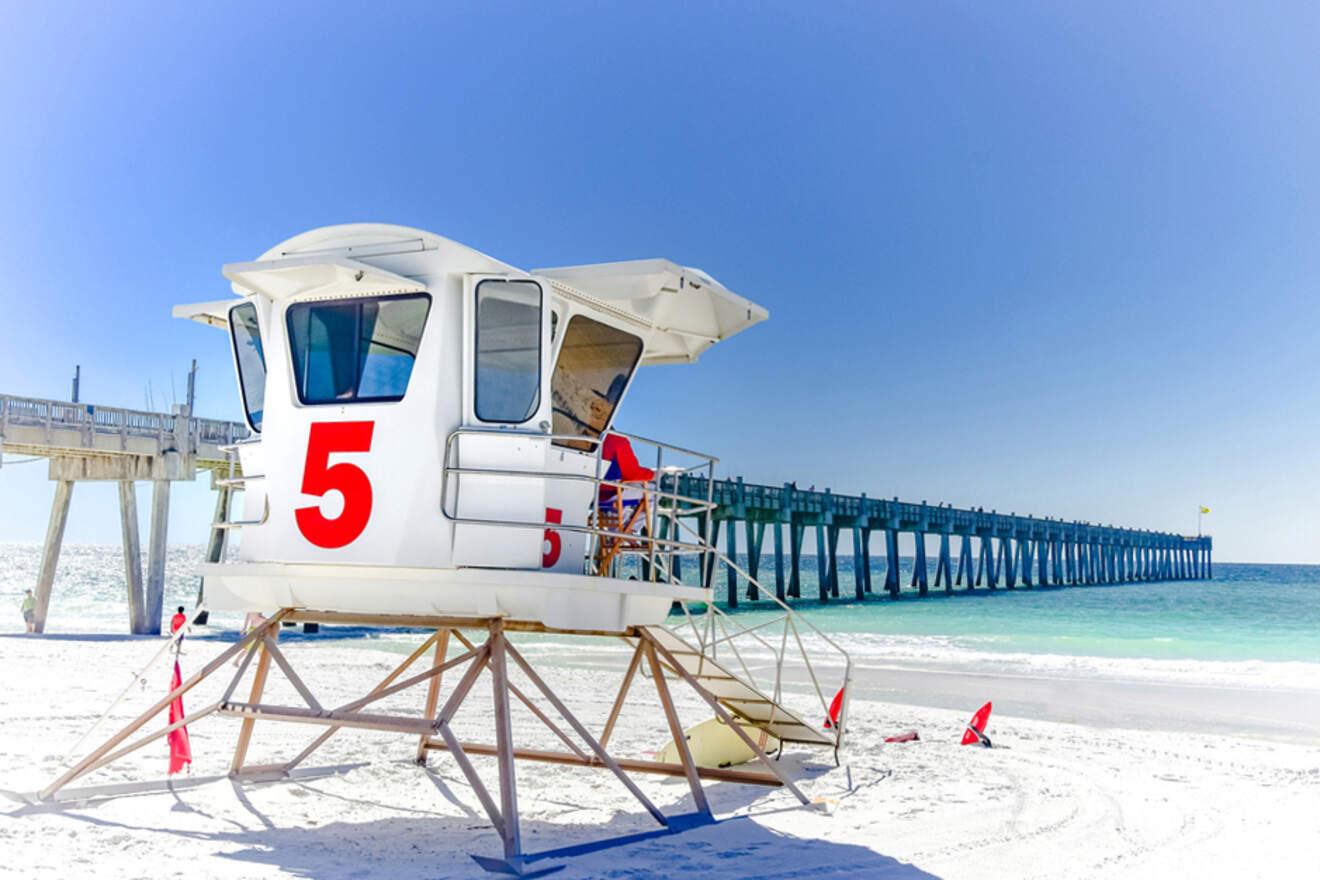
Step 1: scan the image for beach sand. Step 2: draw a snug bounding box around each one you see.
[1,629,1317,879]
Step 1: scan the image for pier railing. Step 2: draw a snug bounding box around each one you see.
[666,475,1213,605]
[0,393,248,468]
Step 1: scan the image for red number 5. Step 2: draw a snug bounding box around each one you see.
[542,507,562,567]
[296,421,375,548]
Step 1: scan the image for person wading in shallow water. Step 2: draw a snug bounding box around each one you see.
[20,589,36,633]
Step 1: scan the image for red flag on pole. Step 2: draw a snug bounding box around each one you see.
[167,660,192,774]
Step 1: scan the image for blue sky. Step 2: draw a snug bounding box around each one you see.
[1,1,1316,562]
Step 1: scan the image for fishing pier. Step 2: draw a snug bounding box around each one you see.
[2,390,1211,632]
[0,391,247,634]
[665,476,1212,607]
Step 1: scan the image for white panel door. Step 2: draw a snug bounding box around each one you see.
[452,276,552,569]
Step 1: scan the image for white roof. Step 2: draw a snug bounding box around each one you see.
[535,259,768,365]
[174,224,768,364]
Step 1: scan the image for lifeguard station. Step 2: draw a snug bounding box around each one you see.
[41,224,852,875]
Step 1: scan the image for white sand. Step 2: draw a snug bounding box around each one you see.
[1,629,1318,879]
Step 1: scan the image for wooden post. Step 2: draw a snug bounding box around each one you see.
[117,481,147,633]
[599,641,644,750]
[486,620,523,862]
[41,610,287,799]
[32,479,74,634]
[231,626,277,775]
[644,641,711,816]
[415,629,450,764]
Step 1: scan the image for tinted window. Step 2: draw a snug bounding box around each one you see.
[551,315,643,450]
[287,294,430,404]
[475,280,541,423]
[229,302,266,431]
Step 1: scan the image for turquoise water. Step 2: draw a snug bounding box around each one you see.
[2,543,1316,666]
[679,558,1320,665]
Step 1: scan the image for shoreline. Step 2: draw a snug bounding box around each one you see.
[2,630,1318,878]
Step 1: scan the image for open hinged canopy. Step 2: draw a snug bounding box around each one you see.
[537,259,768,365]
[173,224,768,364]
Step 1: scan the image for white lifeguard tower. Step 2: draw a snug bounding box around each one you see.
[41,225,851,876]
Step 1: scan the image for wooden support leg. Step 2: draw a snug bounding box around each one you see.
[415,629,450,764]
[231,627,277,776]
[504,640,667,826]
[645,634,811,807]
[32,479,73,634]
[599,641,645,750]
[284,630,442,774]
[487,620,522,862]
[41,610,288,799]
[643,641,710,817]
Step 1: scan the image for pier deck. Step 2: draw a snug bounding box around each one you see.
[666,475,1212,607]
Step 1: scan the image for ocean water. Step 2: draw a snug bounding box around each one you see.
[1,543,1316,688]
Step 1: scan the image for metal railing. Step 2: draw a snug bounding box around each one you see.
[658,518,853,752]
[439,426,720,580]
[211,441,268,531]
[438,425,852,753]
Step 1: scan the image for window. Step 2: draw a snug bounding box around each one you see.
[229,302,266,431]
[287,294,431,405]
[475,280,542,423]
[550,315,643,450]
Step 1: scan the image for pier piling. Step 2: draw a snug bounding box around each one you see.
[665,475,1213,607]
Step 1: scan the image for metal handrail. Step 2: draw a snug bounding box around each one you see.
[441,426,719,581]
[664,516,853,750]
[213,496,270,530]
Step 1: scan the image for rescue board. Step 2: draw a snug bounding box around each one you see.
[658,716,780,769]
[961,701,993,747]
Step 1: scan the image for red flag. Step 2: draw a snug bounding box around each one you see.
[167,660,192,774]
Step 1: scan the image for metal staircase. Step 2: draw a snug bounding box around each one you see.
[645,534,853,758]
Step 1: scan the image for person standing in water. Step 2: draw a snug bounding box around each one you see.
[20,590,36,633]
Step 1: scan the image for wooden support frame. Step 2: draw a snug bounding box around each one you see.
[39,610,820,875]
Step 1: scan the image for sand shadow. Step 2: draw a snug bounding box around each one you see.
[200,812,942,879]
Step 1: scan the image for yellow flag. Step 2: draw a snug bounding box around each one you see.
[1199,506,1210,514]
